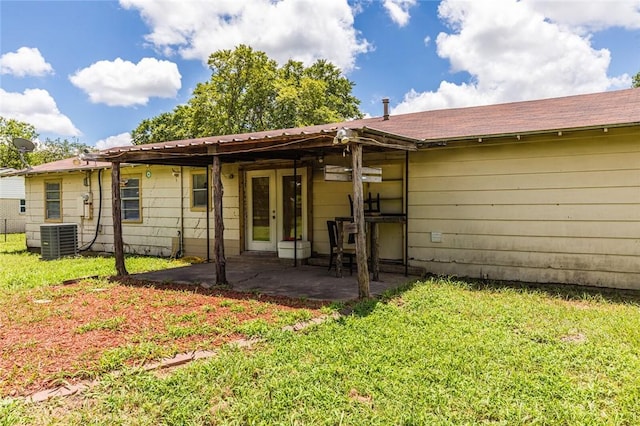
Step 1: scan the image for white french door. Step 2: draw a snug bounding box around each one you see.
[246,168,307,252]
[246,170,277,251]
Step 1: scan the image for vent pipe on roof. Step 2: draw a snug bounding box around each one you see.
[382,98,389,120]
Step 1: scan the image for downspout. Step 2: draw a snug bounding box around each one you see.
[206,165,211,262]
[293,159,297,267]
[79,168,103,252]
[174,166,184,258]
[405,151,409,277]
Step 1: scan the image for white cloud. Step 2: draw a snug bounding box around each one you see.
[393,0,631,114]
[119,0,371,72]
[424,35,431,46]
[69,57,181,107]
[0,47,54,77]
[0,88,80,136]
[95,132,133,150]
[383,0,417,27]
[524,0,640,31]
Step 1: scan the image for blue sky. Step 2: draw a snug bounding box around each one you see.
[1,0,639,150]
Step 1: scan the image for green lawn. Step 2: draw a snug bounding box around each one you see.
[3,271,640,424]
[0,233,184,292]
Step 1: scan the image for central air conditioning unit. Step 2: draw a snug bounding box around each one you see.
[40,223,78,260]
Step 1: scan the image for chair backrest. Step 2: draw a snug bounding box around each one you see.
[348,195,354,216]
[348,193,381,215]
[367,192,381,213]
[327,220,338,249]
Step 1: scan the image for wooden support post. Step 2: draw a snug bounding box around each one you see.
[111,162,128,276]
[212,155,227,285]
[351,143,370,298]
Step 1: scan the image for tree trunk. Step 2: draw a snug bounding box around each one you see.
[212,155,227,284]
[111,162,128,276]
[351,143,370,298]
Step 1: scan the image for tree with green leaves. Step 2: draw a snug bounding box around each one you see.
[131,45,363,145]
[633,71,640,88]
[131,106,194,145]
[30,137,93,165]
[0,117,39,169]
[1,116,92,168]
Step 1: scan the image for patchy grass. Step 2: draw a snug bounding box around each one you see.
[0,235,329,399]
[0,233,185,292]
[74,316,126,334]
[4,277,640,424]
[0,278,327,397]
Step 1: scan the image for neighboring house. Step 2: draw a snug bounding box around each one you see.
[18,88,640,290]
[0,168,26,234]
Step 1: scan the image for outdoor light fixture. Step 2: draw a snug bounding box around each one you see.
[333,128,355,145]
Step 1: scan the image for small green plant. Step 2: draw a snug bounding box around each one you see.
[275,309,313,325]
[229,304,246,313]
[75,316,126,334]
[166,323,221,339]
[247,299,270,314]
[165,312,200,324]
[97,342,167,372]
[201,304,216,313]
[235,319,272,337]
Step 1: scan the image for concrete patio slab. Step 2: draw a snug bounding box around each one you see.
[133,256,420,301]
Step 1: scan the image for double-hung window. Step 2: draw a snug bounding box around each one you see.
[45,180,61,221]
[19,199,26,214]
[120,176,141,222]
[191,172,209,210]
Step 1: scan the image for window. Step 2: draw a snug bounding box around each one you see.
[19,199,26,214]
[45,180,61,221]
[120,176,141,222]
[191,172,209,210]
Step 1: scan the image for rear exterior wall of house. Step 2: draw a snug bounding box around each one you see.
[407,127,640,290]
[24,164,239,258]
[311,152,406,262]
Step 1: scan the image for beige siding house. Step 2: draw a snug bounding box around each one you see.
[21,160,239,258]
[408,127,639,289]
[18,88,640,290]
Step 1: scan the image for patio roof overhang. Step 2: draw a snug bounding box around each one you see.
[98,123,418,298]
[92,126,418,167]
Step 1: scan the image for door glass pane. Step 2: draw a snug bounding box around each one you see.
[252,177,270,241]
[282,175,302,240]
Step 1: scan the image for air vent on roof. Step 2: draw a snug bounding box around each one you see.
[40,223,78,260]
[382,98,389,120]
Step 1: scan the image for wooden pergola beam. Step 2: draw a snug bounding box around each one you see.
[97,131,418,166]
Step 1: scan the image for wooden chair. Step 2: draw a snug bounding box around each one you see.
[327,220,355,275]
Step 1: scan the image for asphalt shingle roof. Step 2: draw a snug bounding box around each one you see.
[14,88,640,173]
[101,88,639,156]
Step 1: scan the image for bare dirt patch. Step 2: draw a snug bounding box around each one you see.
[0,278,327,397]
